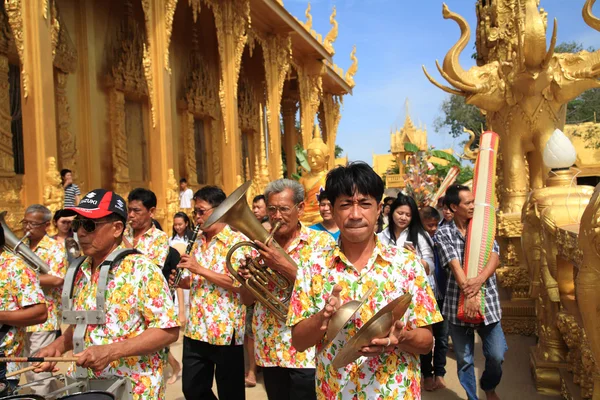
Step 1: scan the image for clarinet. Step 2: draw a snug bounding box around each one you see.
[171,224,201,295]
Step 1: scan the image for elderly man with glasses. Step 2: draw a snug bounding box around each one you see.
[169,185,252,400]
[34,189,179,400]
[19,204,67,395]
[238,179,335,400]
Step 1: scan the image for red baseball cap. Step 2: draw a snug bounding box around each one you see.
[66,189,128,220]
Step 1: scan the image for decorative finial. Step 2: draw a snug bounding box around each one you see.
[324,6,338,54]
[313,123,322,140]
[304,2,313,31]
[345,45,358,87]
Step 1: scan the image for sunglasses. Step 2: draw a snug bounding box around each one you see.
[193,207,213,216]
[72,218,113,233]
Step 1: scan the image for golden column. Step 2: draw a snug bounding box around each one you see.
[141,0,175,226]
[263,34,291,180]
[209,0,250,193]
[7,0,58,205]
[281,96,298,178]
[320,93,341,169]
[297,61,323,149]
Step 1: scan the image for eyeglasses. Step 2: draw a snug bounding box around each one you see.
[20,220,47,228]
[193,207,213,216]
[72,219,112,233]
[267,204,298,216]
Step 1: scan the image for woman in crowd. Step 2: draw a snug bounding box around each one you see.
[378,194,434,275]
[51,209,79,263]
[169,212,194,246]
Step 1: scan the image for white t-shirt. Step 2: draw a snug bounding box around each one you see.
[179,188,194,208]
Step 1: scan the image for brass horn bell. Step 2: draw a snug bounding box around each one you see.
[202,181,294,321]
[0,211,50,274]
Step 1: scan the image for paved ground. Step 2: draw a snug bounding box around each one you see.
[162,334,560,400]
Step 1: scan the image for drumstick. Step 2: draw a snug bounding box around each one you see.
[6,365,36,378]
[0,356,79,363]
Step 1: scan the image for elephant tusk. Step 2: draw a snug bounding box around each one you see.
[436,60,481,93]
[422,66,467,96]
[542,19,558,69]
[583,0,600,32]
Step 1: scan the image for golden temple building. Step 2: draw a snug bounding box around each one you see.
[0,0,355,231]
[372,108,451,189]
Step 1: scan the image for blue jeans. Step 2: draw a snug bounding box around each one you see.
[449,322,507,400]
[420,318,449,378]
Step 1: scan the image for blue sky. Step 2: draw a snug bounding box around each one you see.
[283,0,600,163]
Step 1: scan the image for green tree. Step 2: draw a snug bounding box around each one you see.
[433,95,486,150]
[335,145,344,158]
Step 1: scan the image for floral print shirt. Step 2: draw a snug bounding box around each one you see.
[68,245,179,400]
[185,225,247,345]
[27,235,67,332]
[253,224,335,368]
[124,225,169,267]
[288,237,442,400]
[0,251,45,358]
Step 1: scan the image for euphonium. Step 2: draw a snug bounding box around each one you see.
[0,211,50,274]
[202,181,293,321]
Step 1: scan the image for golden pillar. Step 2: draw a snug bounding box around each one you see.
[320,93,341,169]
[7,0,58,205]
[297,61,323,149]
[263,34,291,180]
[282,96,297,178]
[141,0,175,227]
[209,0,250,193]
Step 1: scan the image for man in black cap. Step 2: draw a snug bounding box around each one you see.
[35,189,180,400]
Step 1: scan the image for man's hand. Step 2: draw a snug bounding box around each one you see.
[360,320,406,357]
[32,345,62,373]
[403,242,416,254]
[178,254,204,276]
[75,345,115,372]
[168,269,190,290]
[463,276,484,298]
[319,285,342,331]
[237,255,253,281]
[254,240,293,273]
[464,296,480,320]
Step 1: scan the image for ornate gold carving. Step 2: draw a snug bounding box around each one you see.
[207,0,250,145]
[212,118,222,186]
[140,0,156,128]
[43,157,63,217]
[501,315,536,336]
[237,67,260,133]
[0,176,23,233]
[319,93,342,169]
[55,71,77,179]
[42,0,48,20]
[165,169,179,233]
[497,266,529,298]
[345,45,358,88]
[556,226,583,266]
[323,7,338,55]
[0,54,13,176]
[577,182,600,400]
[5,0,27,98]
[181,112,198,187]
[497,211,523,237]
[296,61,323,147]
[109,90,130,197]
[425,2,600,213]
[106,0,148,98]
[51,3,77,74]
[189,0,201,23]
[303,2,312,31]
[164,0,177,74]
[182,26,219,119]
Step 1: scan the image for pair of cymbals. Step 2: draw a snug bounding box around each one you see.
[331,292,413,369]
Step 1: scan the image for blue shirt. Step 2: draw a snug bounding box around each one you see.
[309,223,341,241]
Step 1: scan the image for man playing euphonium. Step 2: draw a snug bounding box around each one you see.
[289,162,442,399]
[240,179,335,400]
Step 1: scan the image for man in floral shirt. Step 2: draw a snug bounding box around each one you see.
[35,189,180,400]
[124,188,170,267]
[288,162,442,400]
[0,224,47,397]
[21,204,67,394]
[239,179,335,399]
[171,186,249,399]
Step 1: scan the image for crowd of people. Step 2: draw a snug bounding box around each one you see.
[0,162,506,400]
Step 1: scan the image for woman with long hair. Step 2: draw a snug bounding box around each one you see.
[378,194,434,275]
[169,212,194,245]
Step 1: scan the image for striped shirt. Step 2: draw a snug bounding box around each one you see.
[63,184,80,207]
[435,219,501,327]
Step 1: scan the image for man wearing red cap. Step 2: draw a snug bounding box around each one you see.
[35,189,180,400]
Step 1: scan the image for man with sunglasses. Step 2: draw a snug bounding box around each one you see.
[169,185,251,399]
[34,189,180,400]
[239,179,335,400]
[20,204,67,395]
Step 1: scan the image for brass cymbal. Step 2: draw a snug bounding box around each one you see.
[332,292,412,369]
[320,285,375,354]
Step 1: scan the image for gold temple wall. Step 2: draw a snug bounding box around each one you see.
[1,0,354,230]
